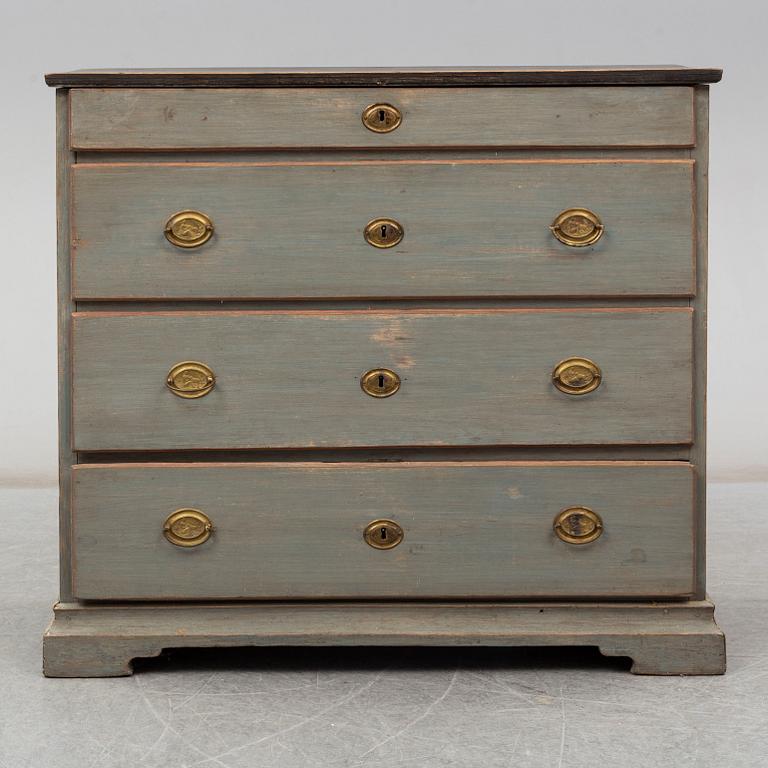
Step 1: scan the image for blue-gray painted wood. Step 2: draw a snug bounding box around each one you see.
[47,71,722,676]
[68,87,695,150]
[43,598,725,677]
[71,160,695,299]
[70,308,693,450]
[71,462,695,600]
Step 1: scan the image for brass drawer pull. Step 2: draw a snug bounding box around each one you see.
[552,357,602,395]
[360,368,401,398]
[553,507,603,545]
[364,218,404,248]
[364,519,404,549]
[361,103,402,133]
[164,210,214,248]
[550,208,604,247]
[163,508,213,547]
[166,361,216,398]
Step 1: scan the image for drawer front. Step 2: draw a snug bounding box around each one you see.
[72,161,695,299]
[71,309,692,450]
[71,462,696,600]
[69,87,694,150]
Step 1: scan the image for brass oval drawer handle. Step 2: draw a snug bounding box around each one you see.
[552,357,602,396]
[550,208,604,247]
[553,507,603,545]
[163,508,213,547]
[166,361,216,398]
[164,210,214,248]
[364,218,404,248]
[360,368,401,398]
[364,519,404,549]
[361,103,402,133]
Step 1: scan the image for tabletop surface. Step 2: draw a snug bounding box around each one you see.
[45,65,723,88]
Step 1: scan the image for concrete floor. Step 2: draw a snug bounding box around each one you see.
[0,484,765,768]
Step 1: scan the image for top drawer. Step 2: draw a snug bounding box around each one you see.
[69,87,695,150]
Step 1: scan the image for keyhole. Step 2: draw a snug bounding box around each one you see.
[378,109,386,123]
[380,224,388,240]
[364,518,403,548]
[361,368,400,397]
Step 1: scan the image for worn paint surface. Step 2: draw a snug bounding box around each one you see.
[71,309,693,450]
[69,86,695,149]
[71,160,695,299]
[70,462,696,600]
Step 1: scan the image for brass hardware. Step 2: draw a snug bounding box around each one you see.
[553,507,603,545]
[552,357,602,396]
[360,368,401,398]
[361,103,402,133]
[364,218,404,248]
[363,519,404,549]
[166,361,216,399]
[164,210,214,248]
[550,208,604,247]
[163,508,213,547]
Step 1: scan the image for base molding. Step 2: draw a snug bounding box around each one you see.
[43,599,726,677]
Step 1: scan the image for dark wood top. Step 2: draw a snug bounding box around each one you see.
[45,66,723,88]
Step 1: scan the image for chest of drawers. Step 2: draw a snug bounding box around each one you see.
[43,66,725,676]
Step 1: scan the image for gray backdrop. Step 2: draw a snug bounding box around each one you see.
[0,0,763,484]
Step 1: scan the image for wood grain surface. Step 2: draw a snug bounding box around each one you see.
[43,597,725,677]
[68,87,695,149]
[70,308,693,450]
[70,461,695,600]
[71,160,695,299]
[56,90,77,601]
[46,66,723,88]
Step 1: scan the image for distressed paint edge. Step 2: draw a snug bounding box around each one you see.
[692,86,710,599]
[72,459,696,470]
[71,158,698,169]
[71,306,695,319]
[56,89,75,603]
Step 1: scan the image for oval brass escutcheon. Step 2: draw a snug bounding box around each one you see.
[550,208,604,247]
[553,507,603,545]
[552,357,602,396]
[164,210,214,248]
[163,508,214,547]
[364,218,404,248]
[364,519,404,549]
[360,368,401,398]
[361,103,402,133]
[166,361,216,399]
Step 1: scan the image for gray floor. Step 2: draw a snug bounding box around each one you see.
[0,484,765,768]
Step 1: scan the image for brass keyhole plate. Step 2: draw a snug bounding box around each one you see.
[364,218,404,248]
[164,210,214,248]
[364,519,404,549]
[553,507,603,545]
[360,368,401,398]
[552,357,602,396]
[361,103,402,133]
[550,208,604,247]
[166,361,216,399]
[163,508,214,547]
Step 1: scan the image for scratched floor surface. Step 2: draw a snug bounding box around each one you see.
[0,484,765,768]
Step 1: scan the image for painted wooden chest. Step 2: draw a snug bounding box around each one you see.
[43,66,725,676]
